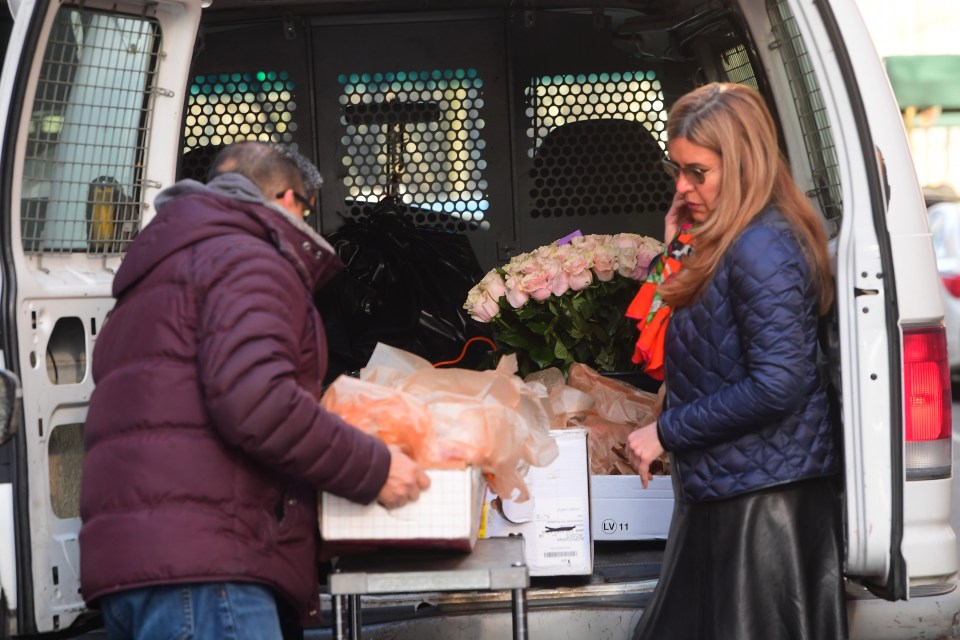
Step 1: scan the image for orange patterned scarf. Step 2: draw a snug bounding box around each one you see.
[625,225,695,380]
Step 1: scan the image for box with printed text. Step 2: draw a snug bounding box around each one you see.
[590,474,674,540]
[480,428,593,576]
[320,467,485,551]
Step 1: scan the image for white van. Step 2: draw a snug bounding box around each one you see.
[0,0,955,637]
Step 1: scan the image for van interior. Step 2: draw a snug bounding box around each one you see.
[3,0,930,637]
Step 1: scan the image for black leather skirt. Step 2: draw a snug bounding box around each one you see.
[633,475,847,640]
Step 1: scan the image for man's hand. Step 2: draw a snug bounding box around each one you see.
[377,445,431,509]
[627,421,665,489]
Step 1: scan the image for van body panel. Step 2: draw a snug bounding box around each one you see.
[740,0,908,587]
[807,0,956,593]
[902,477,957,582]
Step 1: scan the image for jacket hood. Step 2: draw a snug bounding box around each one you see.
[114,174,342,296]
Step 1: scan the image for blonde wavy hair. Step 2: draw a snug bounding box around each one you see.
[657,83,834,315]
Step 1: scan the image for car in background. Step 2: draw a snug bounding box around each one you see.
[925,186,960,375]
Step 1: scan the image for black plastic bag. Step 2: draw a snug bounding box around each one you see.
[316,210,492,384]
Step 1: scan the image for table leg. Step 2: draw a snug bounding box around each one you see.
[511,587,528,640]
[333,595,345,640]
[348,594,362,640]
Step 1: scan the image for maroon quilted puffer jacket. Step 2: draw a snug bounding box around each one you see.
[79,175,391,623]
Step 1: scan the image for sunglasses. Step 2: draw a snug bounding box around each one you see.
[661,158,712,186]
[277,190,313,217]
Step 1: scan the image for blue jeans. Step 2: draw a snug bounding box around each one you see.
[100,582,285,640]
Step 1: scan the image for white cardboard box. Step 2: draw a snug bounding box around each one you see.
[480,428,593,576]
[590,474,674,540]
[320,467,485,551]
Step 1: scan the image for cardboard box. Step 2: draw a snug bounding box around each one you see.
[320,467,485,551]
[480,428,593,576]
[590,474,674,540]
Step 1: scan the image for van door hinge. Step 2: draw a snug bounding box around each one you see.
[153,87,174,98]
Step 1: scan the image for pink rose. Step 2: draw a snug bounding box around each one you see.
[614,234,637,249]
[592,245,616,273]
[561,250,591,277]
[479,270,508,300]
[530,287,552,301]
[593,268,615,282]
[550,271,571,296]
[617,246,639,278]
[505,274,530,308]
[568,269,593,291]
[520,270,550,294]
[468,292,501,322]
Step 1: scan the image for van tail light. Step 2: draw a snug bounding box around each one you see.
[903,325,952,480]
[941,274,960,298]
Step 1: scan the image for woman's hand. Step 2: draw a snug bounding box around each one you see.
[628,422,665,489]
[664,192,690,242]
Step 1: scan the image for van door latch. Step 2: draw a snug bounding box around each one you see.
[282,14,297,40]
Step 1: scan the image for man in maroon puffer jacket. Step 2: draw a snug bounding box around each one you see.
[78,141,430,639]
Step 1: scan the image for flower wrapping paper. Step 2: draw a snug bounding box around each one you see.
[320,343,561,501]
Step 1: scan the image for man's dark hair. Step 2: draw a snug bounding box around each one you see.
[208,141,320,199]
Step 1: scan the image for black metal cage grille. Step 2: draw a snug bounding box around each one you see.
[335,68,491,232]
[768,0,843,235]
[524,71,674,221]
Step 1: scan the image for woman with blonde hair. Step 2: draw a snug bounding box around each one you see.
[628,82,846,639]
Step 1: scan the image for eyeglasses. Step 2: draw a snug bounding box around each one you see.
[277,190,313,217]
[661,158,712,186]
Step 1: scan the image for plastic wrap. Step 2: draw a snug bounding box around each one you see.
[321,344,561,501]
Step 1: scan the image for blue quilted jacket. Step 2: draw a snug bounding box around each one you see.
[658,207,840,503]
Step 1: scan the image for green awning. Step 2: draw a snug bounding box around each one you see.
[885,55,960,111]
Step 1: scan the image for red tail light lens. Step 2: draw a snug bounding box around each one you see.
[903,325,952,479]
[942,274,960,298]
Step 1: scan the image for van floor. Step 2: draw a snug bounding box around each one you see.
[312,541,665,633]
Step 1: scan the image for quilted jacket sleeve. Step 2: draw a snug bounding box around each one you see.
[658,224,818,453]
[194,237,390,504]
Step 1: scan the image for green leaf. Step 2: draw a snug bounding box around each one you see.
[530,344,559,369]
[524,320,550,336]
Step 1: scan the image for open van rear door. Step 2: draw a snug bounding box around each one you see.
[740,0,953,602]
[765,0,955,601]
[811,0,957,600]
[0,0,199,633]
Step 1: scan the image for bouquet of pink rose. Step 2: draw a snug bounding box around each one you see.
[464,233,664,377]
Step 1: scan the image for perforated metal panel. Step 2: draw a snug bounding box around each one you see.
[336,68,490,232]
[181,71,301,180]
[524,72,674,221]
[21,8,160,255]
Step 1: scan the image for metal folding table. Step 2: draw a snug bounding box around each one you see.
[328,536,530,639]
